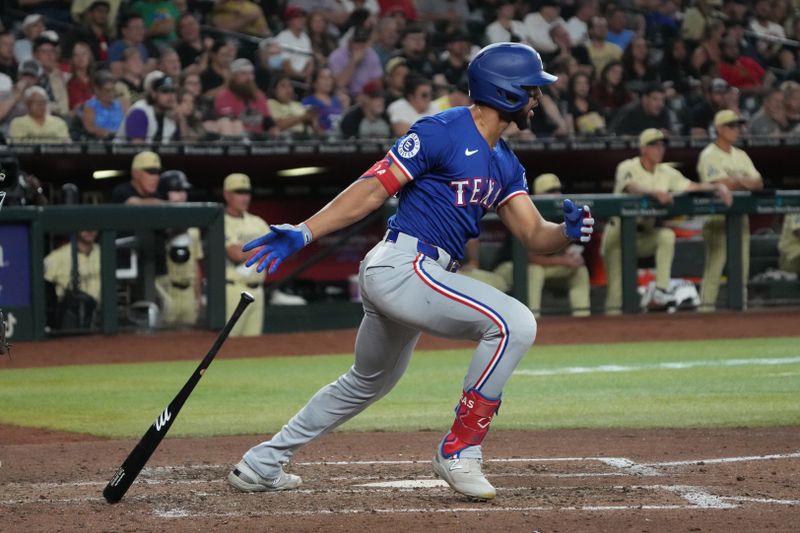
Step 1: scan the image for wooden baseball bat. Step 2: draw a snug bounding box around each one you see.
[103,291,255,503]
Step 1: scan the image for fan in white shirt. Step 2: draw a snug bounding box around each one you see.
[564,0,598,46]
[275,6,314,81]
[485,0,528,44]
[522,0,566,53]
[386,74,439,136]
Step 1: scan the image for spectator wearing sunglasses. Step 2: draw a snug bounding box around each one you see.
[386,72,438,136]
[115,70,178,143]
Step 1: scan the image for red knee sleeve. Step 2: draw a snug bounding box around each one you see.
[441,389,501,457]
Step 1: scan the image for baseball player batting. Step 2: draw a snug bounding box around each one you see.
[228,42,595,500]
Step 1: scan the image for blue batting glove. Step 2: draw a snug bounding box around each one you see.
[562,199,595,243]
[243,223,313,274]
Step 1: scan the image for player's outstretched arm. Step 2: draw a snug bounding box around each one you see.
[499,195,594,254]
[243,177,391,273]
[304,177,391,239]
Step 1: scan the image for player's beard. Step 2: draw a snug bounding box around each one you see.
[514,107,532,131]
[229,79,257,103]
[504,106,532,131]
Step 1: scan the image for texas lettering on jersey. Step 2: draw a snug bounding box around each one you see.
[450,178,502,208]
[364,107,529,260]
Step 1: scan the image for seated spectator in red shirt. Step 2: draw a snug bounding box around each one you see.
[718,35,768,94]
[213,58,276,138]
[67,42,95,111]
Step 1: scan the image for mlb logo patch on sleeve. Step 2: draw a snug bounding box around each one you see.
[398,133,421,158]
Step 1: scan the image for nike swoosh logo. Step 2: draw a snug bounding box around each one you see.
[465,148,479,156]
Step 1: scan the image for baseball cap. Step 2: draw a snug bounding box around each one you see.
[144,70,176,92]
[87,0,111,10]
[224,173,252,192]
[533,173,562,195]
[714,109,746,128]
[639,128,666,147]
[710,78,730,94]
[22,14,43,30]
[131,151,162,172]
[18,59,42,78]
[284,5,306,21]
[362,79,383,97]
[231,58,255,73]
[385,56,407,75]
[23,85,47,101]
[32,34,58,52]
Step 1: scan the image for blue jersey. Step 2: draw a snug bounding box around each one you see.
[386,107,529,260]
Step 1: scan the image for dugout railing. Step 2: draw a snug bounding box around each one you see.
[1,192,799,341]
[517,190,800,313]
[0,204,226,341]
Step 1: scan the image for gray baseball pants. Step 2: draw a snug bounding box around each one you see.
[243,231,537,478]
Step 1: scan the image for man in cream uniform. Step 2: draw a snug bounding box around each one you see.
[779,214,800,274]
[602,128,731,314]
[465,173,592,317]
[697,109,763,311]
[224,173,268,336]
[44,230,101,303]
[508,173,591,317]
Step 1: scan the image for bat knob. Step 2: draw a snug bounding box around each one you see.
[241,291,255,303]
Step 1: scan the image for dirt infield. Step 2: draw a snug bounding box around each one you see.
[1,428,799,531]
[1,310,799,531]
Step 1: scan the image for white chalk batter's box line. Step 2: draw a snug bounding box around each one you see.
[4,483,799,510]
[1,450,798,513]
[137,449,800,474]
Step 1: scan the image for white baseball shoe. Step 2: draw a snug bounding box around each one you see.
[227,460,302,492]
[433,450,496,500]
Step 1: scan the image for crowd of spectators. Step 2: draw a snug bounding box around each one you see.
[1,0,800,144]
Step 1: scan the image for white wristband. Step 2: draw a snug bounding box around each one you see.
[561,222,574,242]
[298,222,313,246]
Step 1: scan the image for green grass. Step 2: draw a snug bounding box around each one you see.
[1,337,799,438]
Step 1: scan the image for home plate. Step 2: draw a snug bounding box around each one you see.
[355,479,449,489]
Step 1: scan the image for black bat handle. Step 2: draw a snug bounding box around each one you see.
[103,292,254,503]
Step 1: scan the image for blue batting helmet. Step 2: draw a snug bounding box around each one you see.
[467,42,557,113]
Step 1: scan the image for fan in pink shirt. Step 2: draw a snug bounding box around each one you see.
[214,57,276,135]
